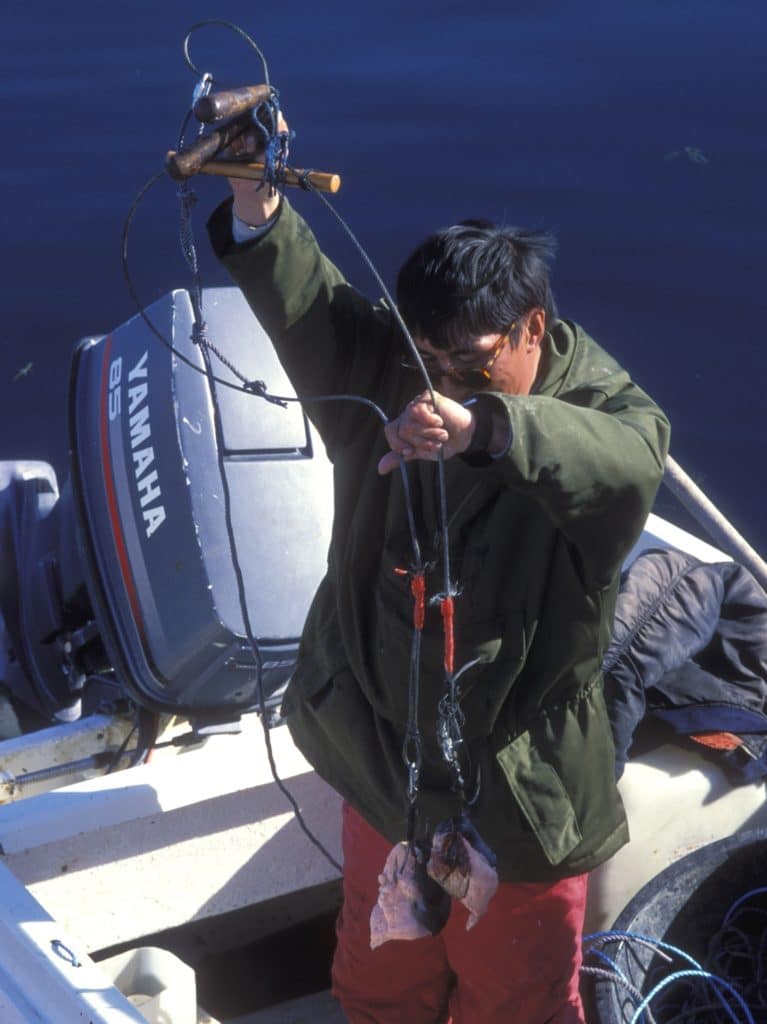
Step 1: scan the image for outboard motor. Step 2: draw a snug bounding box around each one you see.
[0,288,333,732]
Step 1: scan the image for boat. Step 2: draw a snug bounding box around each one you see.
[1,287,765,1021]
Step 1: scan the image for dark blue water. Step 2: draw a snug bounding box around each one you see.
[3,1,766,554]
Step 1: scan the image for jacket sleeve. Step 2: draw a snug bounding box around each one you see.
[482,327,670,585]
[207,196,398,451]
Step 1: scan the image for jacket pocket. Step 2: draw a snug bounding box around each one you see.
[495,729,583,866]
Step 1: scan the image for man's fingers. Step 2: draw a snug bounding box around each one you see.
[379,440,447,476]
[386,419,447,446]
[408,395,443,426]
[377,451,400,476]
[229,130,261,157]
[403,427,448,444]
[379,390,460,474]
[229,113,288,157]
[383,420,405,453]
[378,447,430,475]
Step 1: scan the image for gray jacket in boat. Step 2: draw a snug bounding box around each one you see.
[604,548,767,785]
[208,197,670,882]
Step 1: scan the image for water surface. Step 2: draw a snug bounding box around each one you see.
[2,0,765,553]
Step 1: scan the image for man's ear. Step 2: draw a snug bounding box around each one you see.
[527,308,546,350]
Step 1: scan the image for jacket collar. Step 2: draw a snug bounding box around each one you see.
[534,319,578,398]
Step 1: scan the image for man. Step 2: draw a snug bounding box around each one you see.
[208,118,670,1023]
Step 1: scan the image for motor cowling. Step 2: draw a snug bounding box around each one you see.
[0,288,333,727]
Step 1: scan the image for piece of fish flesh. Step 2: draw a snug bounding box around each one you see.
[370,840,451,949]
[427,815,498,930]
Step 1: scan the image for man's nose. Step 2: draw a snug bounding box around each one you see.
[434,356,459,377]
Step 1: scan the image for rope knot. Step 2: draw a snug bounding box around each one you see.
[436,593,456,675]
[176,183,198,212]
[250,91,293,197]
[191,320,208,347]
[394,566,427,631]
[243,379,289,408]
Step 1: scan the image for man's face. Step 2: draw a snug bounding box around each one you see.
[413,308,546,402]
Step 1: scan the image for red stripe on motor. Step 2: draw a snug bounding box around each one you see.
[99,337,145,640]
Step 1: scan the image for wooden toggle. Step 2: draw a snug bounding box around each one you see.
[171,155,341,194]
[166,84,278,180]
[193,84,273,124]
[165,120,251,180]
[164,82,342,192]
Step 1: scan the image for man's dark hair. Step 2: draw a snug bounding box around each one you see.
[396,219,557,350]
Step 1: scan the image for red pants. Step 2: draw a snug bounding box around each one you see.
[332,803,587,1024]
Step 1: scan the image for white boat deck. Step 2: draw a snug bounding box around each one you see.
[0,715,343,954]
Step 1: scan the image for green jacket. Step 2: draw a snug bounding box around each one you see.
[209,198,670,881]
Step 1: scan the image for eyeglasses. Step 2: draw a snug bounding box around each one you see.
[401,323,517,389]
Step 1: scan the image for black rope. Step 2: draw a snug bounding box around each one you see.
[182,20,272,87]
[105,719,138,774]
[296,178,480,803]
[196,336,343,872]
[118,19,483,867]
[121,172,391,419]
[120,155,401,881]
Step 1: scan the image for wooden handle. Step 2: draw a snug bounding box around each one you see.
[185,157,342,194]
[193,85,273,124]
[165,121,250,180]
